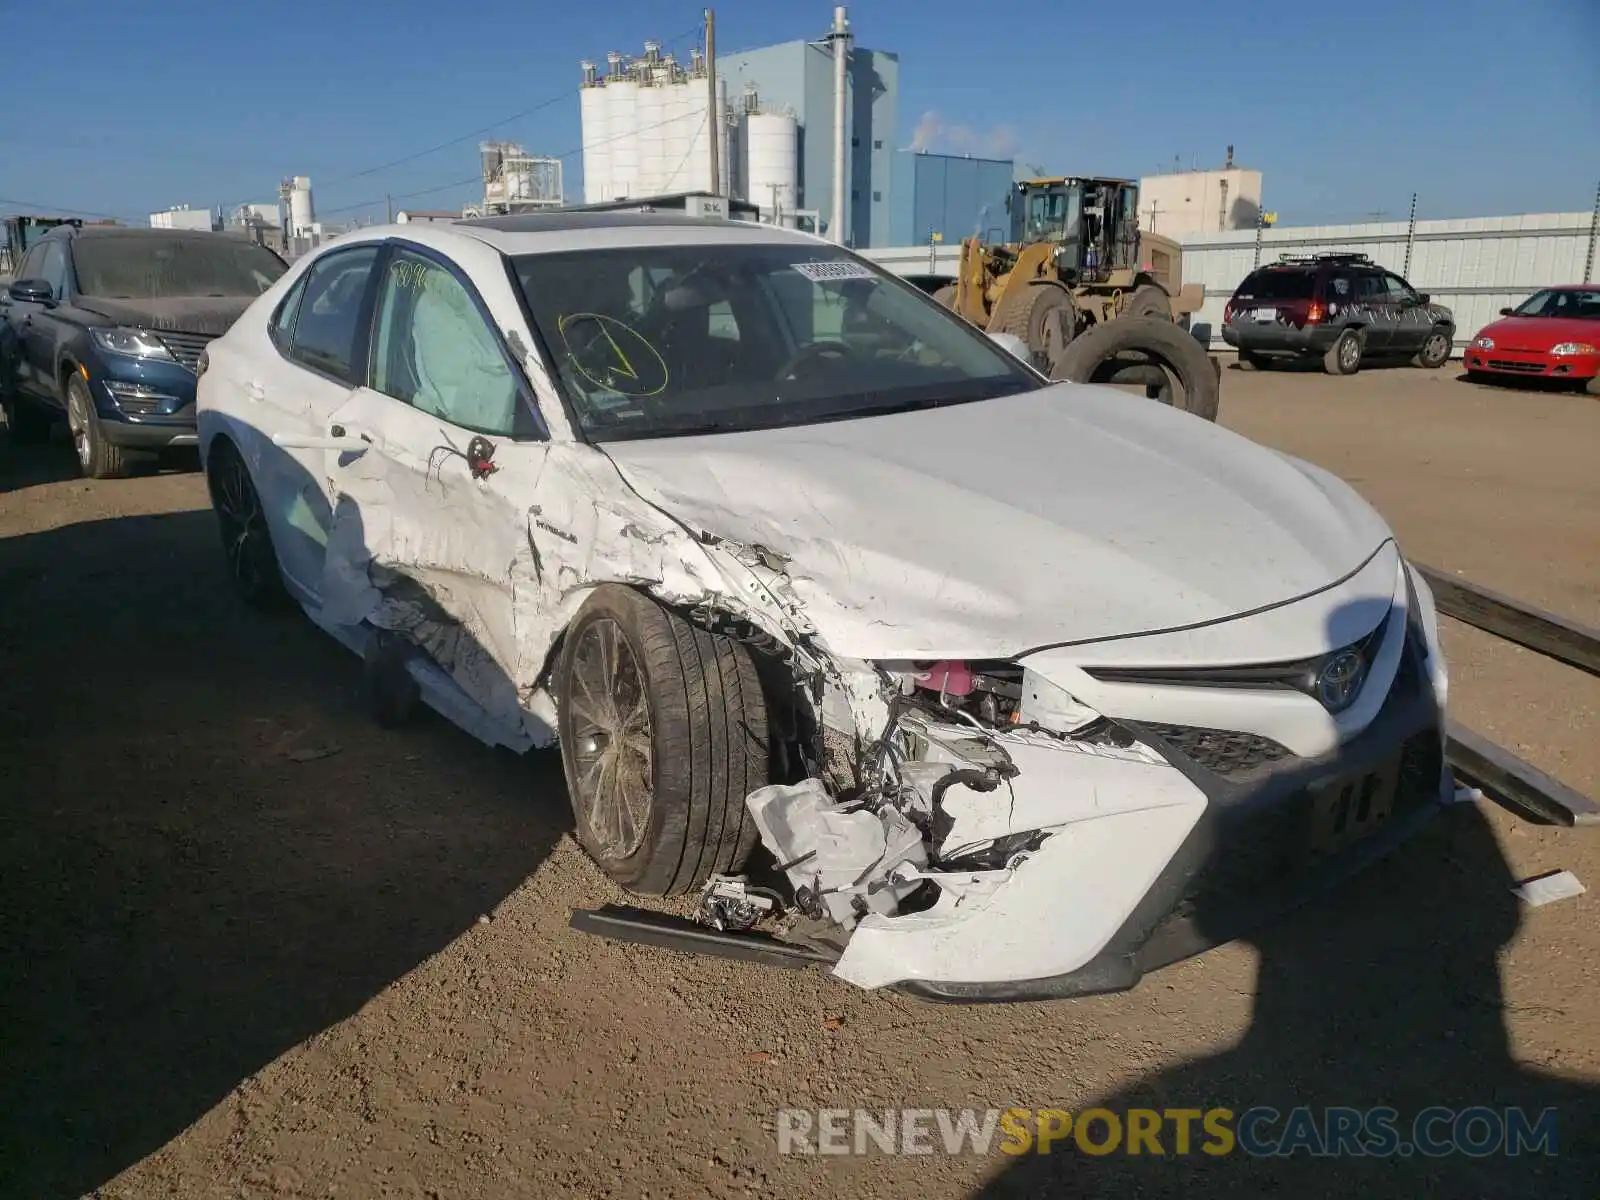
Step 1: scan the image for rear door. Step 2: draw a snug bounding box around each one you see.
[249,242,383,599]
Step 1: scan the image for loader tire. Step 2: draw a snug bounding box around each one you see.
[993,284,1075,373]
[1124,284,1172,321]
[932,284,957,309]
[1053,315,1221,422]
[556,585,770,897]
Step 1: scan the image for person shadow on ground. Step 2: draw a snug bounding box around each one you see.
[970,797,1599,1198]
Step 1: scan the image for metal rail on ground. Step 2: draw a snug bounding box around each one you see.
[1417,564,1600,826]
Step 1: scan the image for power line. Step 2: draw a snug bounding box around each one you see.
[0,195,136,222]
[315,20,704,191]
[318,106,709,220]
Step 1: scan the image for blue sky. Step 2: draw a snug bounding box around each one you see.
[4,0,1596,230]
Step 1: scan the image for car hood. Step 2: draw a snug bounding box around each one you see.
[74,296,256,336]
[600,383,1395,660]
[1478,315,1600,351]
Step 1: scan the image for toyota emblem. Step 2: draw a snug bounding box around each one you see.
[1317,649,1367,712]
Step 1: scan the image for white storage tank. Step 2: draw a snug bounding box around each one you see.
[657,80,689,191]
[289,176,314,239]
[636,79,666,197]
[579,62,611,205]
[682,84,712,197]
[746,110,798,225]
[607,70,639,200]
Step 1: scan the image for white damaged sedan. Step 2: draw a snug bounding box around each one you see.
[195,212,1451,1001]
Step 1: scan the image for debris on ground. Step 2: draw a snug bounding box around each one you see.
[1511,869,1586,907]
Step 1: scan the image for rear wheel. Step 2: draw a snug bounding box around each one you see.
[1124,284,1172,321]
[1053,315,1221,422]
[931,284,957,309]
[556,585,769,897]
[1415,327,1452,369]
[1324,328,1364,376]
[206,438,287,608]
[66,375,130,478]
[1585,375,1600,398]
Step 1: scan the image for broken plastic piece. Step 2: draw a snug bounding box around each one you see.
[746,779,928,928]
[1511,869,1586,908]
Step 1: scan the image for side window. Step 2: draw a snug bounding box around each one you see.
[286,246,379,381]
[39,244,68,299]
[707,299,740,342]
[1353,271,1387,302]
[271,274,310,347]
[1325,271,1355,301]
[1384,273,1416,303]
[369,249,520,436]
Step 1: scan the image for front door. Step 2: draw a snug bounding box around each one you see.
[1351,269,1395,352]
[318,244,549,744]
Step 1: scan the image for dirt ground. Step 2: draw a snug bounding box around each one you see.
[1,363,1596,1199]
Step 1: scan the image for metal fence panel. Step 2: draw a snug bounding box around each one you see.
[861,208,1600,356]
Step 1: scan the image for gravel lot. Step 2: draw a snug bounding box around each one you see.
[1,362,1596,1199]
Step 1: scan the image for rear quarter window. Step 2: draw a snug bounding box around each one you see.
[1235,269,1316,301]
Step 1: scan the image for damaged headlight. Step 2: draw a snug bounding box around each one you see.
[886,659,1100,737]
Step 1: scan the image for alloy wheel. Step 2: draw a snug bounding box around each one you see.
[568,617,654,859]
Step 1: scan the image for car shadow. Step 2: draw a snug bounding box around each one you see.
[0,463,575,1195]
[1452,371,1590,396]
[970,597,1599,1198]
[0,433,80,493]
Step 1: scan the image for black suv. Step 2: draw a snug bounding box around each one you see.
[1221,253,1454,375]
[0,226,286,477]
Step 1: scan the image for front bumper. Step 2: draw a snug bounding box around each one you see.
[86,352,198,448]
[1463,347,1598,381]
[891,635,1447,1003]
[1222,319,1339,357]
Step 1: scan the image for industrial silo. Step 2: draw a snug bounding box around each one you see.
[746,110,798,226]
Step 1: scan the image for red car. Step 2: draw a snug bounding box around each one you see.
[1463,285,1600,393]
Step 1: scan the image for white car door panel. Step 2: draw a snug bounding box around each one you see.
[316,246,551,744]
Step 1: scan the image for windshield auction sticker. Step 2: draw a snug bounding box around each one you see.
[791,260,877,282]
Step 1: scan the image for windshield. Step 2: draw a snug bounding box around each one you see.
[1023,186,1080,242]
[512,242,1039,441]
[1512,288,1600,319]
[72,236,287,300]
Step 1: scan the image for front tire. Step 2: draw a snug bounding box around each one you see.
[1124,284,1172,321]
[1415,327,1452,369]
[1324,328,1363,376]
[557,585,769,896]
[65,375,129,478]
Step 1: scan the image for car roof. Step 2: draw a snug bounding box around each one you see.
[447,211,826,255]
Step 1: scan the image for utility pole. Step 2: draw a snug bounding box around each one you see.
[827,6,851,244]
[386,194,393,223]
[705,9,720,198]
[1585,178,1600,284]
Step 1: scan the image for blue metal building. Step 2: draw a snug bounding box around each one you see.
[718,39,899,248]
[888,152,1015,249]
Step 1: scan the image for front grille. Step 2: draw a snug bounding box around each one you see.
[1141,723,1292,779]
[1485,359,1546,373]
[1160,728,1441,926]
[156,330,216,372]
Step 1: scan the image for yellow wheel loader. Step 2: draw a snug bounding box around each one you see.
[929,176,1204,375]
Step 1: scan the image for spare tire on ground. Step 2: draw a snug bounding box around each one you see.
[1049,316,1221,422]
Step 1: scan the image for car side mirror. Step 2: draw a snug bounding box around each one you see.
[7,278,54,305]
[1499,307,1514,317]
[1415,292,1430,305]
